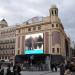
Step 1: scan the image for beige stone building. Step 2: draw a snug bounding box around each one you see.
[15,5,70,59]
[0,5,70,63]
[0,19,16,62]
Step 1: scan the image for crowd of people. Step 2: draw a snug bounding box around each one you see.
[0,64,21,75]
[0,59,75,75]
[60,59,75,75]
[49,59,75,75]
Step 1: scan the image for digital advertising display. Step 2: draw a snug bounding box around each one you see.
[24,33,44,54]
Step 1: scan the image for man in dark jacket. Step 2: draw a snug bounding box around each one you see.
[13,64,21,75]
[60,63,65,75]
[0,68,4,75]
[6,65,11,75]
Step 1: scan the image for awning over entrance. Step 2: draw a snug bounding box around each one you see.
[15,54,64,64]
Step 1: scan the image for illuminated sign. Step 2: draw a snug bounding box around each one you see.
[24,49,43,54]
[24,33,44,54]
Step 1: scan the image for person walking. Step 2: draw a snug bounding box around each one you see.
[0,67,4,75]
[54,64,57,72]
[60,63,65,75]
[6,65,11,75]
[51,63,55,72]
[64,60,72,75]
[13,64,21,75]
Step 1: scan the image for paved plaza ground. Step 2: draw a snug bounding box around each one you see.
[3,67,60,75]
[20,71,60,75]
[4,67,75,75]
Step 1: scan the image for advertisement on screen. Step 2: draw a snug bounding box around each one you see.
[24,33,44,54]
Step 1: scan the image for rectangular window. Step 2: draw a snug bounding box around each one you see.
[56,24,58,27]
[18,50,20,54]
[38,26,41,30]
[57,48,59,53]
[18,30,20,33]
[52,24,54,27]
[33,26,36,30]
[28,28,31,31]
[52,48,55,53]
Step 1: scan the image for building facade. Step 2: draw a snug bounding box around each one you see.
[15,5,70,58]
[0,19,16,62]
[0,5,70,64]
[70,41,75,57]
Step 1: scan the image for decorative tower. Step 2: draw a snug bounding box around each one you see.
[50,5,58,16]
[49,5,60,23]
[49,5,62,55]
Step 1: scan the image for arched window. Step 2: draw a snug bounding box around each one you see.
[55,10,57,15]
[52,10,54,15]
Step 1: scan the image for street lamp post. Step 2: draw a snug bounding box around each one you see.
[30,55,34,70]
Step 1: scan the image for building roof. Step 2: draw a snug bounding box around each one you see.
[0,19,8,26]
[51,4,57,8]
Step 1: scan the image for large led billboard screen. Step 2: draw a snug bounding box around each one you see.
[24,33,44,54]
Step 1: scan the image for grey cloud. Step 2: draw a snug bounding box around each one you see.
[0,0,75,41]
[56,0,75,41]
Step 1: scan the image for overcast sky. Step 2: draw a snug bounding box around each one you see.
[0,0,75,41]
